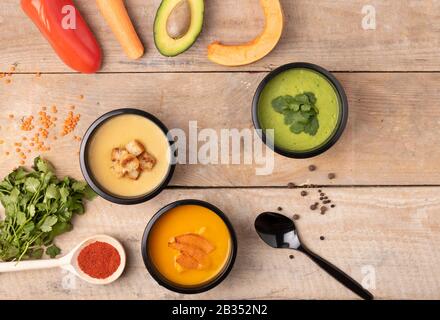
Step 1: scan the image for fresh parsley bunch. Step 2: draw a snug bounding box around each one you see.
[272,92,320,136]
[0,157,96,262]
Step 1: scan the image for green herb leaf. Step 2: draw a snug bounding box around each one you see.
[291,122,305,134]
[30,248,44,259]
[28,204,36,217]
[304,92,317,104]
[59,187,69,203]
[301,104,312,112]
[284,110,296,125]
[72,181,88,192]
[45,184,60,201]
[272,96,288,113]
[16,211,27,226]
[14,168,28,181]
[34,157,54,173]
[24,177,40,194]
[2,246,19,261]
[10,188,20,202]
[83,186,97,201]
[46,245,61,259]
[0,157,96,262]
[294,94,310,104]
[304,117,319,136]
[23,222,35,235]
[0,179,13,192]
[45,222,73,245]
[40,216,58,232]
[272,93,320,136]
[71,202,85,215]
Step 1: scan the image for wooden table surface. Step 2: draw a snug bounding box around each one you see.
[1,0,440,300]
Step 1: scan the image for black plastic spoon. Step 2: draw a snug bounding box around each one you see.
[255,212,374,300]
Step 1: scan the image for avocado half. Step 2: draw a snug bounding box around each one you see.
[154,0,204,57]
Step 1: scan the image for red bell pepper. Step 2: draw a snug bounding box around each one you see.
[21,0,102,73]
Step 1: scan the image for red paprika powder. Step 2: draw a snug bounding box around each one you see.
[77,241,121,279]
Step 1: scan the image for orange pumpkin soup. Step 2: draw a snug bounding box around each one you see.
[148,205,232,286]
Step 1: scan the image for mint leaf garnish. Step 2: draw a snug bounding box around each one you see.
[271,93,320,136]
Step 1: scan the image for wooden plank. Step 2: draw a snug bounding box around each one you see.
[0,187,439,300]
[1,72,439,186]
[1,0,440,72]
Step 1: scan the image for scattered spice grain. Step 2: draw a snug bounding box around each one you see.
[61,111,81,136]
[328,173,336,180]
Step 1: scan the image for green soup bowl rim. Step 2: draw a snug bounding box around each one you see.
[252,62,349,159]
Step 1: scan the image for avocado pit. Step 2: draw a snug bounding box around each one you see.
[166,0,191,39]
[154,0,204,57]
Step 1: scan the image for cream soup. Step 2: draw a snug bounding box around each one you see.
[88,114,171,197]
[258,68,340,152]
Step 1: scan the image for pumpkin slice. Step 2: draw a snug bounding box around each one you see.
[176,253,199,269]
[168,241,210,267]
[175,233,215,253]
[207,0,284,66]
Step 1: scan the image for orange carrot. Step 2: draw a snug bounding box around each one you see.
[96,0,144,59]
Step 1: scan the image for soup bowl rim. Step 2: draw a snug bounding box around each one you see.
[141,199,238,294]
[79,108,176,205]
[251,62,349,159]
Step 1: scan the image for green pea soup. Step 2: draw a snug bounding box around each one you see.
[258,68,341,152]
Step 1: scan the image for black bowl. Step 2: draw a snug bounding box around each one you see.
[252,62,349,159]
[141,199,238,294]
[79,108,176,205]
